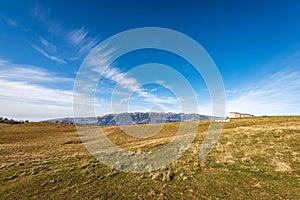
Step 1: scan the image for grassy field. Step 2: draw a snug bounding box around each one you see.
[0,116,299,199]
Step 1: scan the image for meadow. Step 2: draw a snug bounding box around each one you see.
[0,116,299,199]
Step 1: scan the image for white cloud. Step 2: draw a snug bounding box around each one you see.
[0,60,75,120]
[0,79,73,106]
[0,60,112,120]
[103,67,178,105]
[0,79,74,121]
[30,36,60,63]
[67,26,99,56]
[0,59,71,83]
[31,44,66,64]
[85,45,178,107]
[0,99,73,121]
[227,57,300,116]
[134,89,178,104]
[38,36,57,53]
[29,3,98,60]
[68,26,88,46]
[29,2,99,61]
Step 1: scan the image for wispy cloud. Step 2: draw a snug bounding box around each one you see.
[0,79,73,106]
[31,2,63,35]
[91,59,177,106]
[0,60,75,120]
[67,26,99,56]
[2,17,17,27]
[38,36,57,53]
[133,88,178,104]
[227,51,300,116]
[0,60,111,120]
[31,43,66,64]
[0,79,74,121]
[29,3,99,61]
[67,26,87,46]
[78,45,179,113]
[31,2,46,22]
[0,59,71,83]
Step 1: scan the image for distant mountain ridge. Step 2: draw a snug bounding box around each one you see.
[44,112,211,126]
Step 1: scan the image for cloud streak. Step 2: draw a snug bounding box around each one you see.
[29,3,99,61]
[0,79,73,121]
[0,79,72,106]
[2,17,17,27]
[31,44,66,64]
[0,59,110,120]
[68,26,87,46]
[89,54,178,107]
[38,36,57,53]
[31,1,50,24]
[227,52,300,116]
[67,26,99,56]
[0,59,72,83]
[0,60,75,120]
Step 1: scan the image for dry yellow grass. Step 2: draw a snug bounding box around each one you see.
[0,122,87,166]
[0,116,299,199]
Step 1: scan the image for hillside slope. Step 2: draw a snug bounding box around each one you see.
[0,116,299,199]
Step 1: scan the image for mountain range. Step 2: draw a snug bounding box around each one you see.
[44,112,211,126]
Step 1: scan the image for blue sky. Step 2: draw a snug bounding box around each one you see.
[0,0,300,120]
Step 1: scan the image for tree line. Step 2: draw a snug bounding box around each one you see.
[0,117,29,124]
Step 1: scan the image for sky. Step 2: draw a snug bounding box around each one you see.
[0,0,300,121]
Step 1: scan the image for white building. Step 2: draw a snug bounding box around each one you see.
[229,112,253,118]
